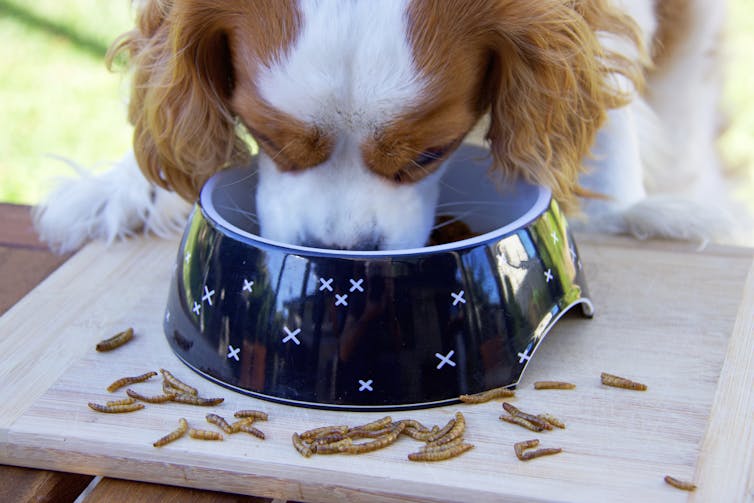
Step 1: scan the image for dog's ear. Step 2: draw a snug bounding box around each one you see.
[108,0,249,200]
[484,0,644,212]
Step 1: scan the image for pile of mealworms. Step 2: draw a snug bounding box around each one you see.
[91,331,274,447]
[292,412,473,462]
[92,329,695,489]
[88,368,226,412]
[152,410,269,447]
[460,373,694,491]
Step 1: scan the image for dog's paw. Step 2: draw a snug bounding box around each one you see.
[571,195,740,246]
[33,152,191,254]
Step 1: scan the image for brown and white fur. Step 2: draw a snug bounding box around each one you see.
[34,0,735,252]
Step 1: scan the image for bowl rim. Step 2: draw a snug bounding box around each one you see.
[199,169,553,258]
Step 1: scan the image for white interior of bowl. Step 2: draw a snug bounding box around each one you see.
[200,145,551,256]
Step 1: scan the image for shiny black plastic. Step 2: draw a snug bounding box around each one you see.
[163,145,593,410]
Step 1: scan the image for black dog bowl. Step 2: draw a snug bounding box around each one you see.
[163,145,593,410]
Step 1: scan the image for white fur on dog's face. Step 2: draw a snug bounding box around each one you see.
[256,146,446,250]
[253,0,440,250]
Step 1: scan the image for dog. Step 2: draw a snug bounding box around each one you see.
[34,0,736,253]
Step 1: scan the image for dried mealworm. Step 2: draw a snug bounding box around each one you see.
[353,416,393,431]
[514,439,540,460]
[206,413,233,434]
[236,423,266,439]
[408,443,474,462]
[292,433,314,458]
[233,410,269,421]
[163,380,182,396]
[170,394,224,406]
[313,438,353,454]
[426,417,456,443]
[344,423,405,454]
[300,425,349,441]
[394,419,431,433]
[664,475,696,491]
[520,447,562,461]
[422,436,465,452]
[502,402,552,430]
[601,372,647,391]
[533,381,576,390]
[400,426,436,441]
[500,414,543,432]
[126,388,175,404]
[153,418,188,447]
[160,368,198,396]
[105,397,136,407]
[88,402,145,413]
[426,412,465,447]
[106,371,158,393]
[346,427,395,440]
[459,386,515,403]
[188,428,223,440]
[229,418,256,432]
[96,328,134,352]
[537,413,566,429]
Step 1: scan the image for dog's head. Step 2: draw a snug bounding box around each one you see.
[113,0,639,250]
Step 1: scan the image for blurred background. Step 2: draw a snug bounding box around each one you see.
[1,0,752,227]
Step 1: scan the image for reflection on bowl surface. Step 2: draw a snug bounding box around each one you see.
[164,145,593,410]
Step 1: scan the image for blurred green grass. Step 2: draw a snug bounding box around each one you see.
[1,0,753,211]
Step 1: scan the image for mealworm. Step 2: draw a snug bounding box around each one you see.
[426,412,465,447]
[353,416,393,431]
[106,371,158,393]
[520,447,562,461]
[459,386,515,403]
[421,436,465,452]
[408,443,473,462]
[88,402,145,413]
[514,439,540,460]
[533,381,576,390]
[502,402,552,430]
[230,418,257,432]
[236,423,266,439]
[400,426,436,441]
[188,428,223,440]
[170,394,224,406]
[292,433,314,458]
[160,368,198,396]
[153,418,188,447]
[537,413,566,429]
[601,372,647,391]
[427,417,456,443]
[313,438,353,454]
[163,381,182,396]
[344,423,405,454]
[300,425,349,441]
[346,427,395,440]
[233,410,269,421]
[206,413,233,434]
[105,397,136,407]
[664,475,696,491]
[500,414,543,432]
[394,419,431,433]
[126,388,175,404]
[96,328,134,352]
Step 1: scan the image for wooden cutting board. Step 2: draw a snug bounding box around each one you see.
[0,235,752,502]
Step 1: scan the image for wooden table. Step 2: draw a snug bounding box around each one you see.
[1,203,752,502]
[0,204,277,502]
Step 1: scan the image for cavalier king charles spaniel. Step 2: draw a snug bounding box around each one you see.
[35,0,736,252]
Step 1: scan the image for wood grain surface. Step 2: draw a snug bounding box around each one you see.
[0,235,752,502]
